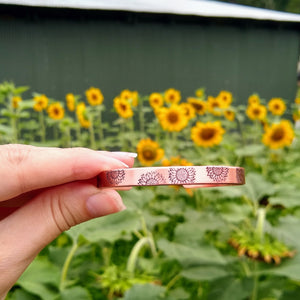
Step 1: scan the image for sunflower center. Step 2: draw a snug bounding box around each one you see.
[167,112,179,123]
[271,127,285,141]
[253,108,261,116]
[192,103,203,111]
[274,104,280,110]
[92,93,98,100]
[120,103,127,111]
[142,147,156,160]
[53,108,60,115]
[200,128,216,140]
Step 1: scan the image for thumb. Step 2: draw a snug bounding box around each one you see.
[0,182,125,296]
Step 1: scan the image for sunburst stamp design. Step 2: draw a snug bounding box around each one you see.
[168,167,196,184]
[206,166,229,182]
[236,168,245,184]
[106,169,125,185]
[138,171,166,186]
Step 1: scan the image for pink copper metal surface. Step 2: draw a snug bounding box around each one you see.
[98,166,245,188]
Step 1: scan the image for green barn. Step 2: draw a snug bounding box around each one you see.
[0,0,300,104]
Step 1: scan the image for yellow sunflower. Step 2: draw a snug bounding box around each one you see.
[164,88,181,104]
[137,138,164,166]
[131,91,139,107]
[187,97,206,115]
[180,103,196,120]
[224,109,235,121]
[85,87,104,106]
[191,121,225,147]
[248,94,260,105]
[246,103,267,121]
[207,96,223,116]
[262,120,294,149]
[12,96,22,109]
[47,102,65,120]
[65,93,75,111]
[295,98,300,105]
[33,94,48,112]
[195,88,205,99]
[114,97,133,119]
[157,104,188,132]
[76,102,91,128]
[162,156,193,167]
[268,98,286,116]
[149,92,164,109]
[217,90,232,108]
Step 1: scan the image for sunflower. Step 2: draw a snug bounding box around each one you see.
[217,90,232,108]
[207,96,223,116]
[33,94,48,112]
[248,94,260,105]
[180,103,196,120]
[224,109,235,121]
[162,156,193,167]
[268,98,286,116]
[85,87,104,106]
[12,96,22,109]
[65,93,75,111]
[295,98,300,105]
[187,97,206,115]
[195,88,205,99]
[131,91,139,107]
[191,121,225,147]
[137,138,164,166]
[114,97,133,119]
[120,89,132,101]
[47,102,65,120]
[164,88,181,104]
[262,120,294,149]
[157,104,188,132]
[76,102,91,128]
[149,92,164,109]
[246,103,267,121]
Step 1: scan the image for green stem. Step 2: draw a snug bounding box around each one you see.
[255,208,266,243]
[251,261,258,300]
[126,237,153,274]
[8,94,18,143]
[98,106,104,149]
[60,241,79,291]
[39,111,46,143]
[166,273,181,291]
[88,116,96,149]
[138,96,145,136]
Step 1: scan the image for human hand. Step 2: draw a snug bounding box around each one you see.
[0,144,135,299]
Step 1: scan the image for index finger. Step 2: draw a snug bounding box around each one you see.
[0,144,135,201]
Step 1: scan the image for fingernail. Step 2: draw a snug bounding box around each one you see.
[120,161,129,168]
[86,191,126,217]
[112,152,138,158]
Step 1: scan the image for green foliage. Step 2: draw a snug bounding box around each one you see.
[3,82,300,299]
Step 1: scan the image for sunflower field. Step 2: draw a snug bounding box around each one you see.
[1,80,300,300]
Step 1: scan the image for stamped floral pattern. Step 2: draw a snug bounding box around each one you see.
[138,171,166,186]
[106,169,125,185]
[206,166,229,182]
[236,168,245,184]
[168,167,196,184]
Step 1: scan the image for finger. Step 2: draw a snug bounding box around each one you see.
[0,144,135,201]
[0,181,125,295]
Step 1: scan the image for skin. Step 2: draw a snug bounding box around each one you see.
[0,144,135,299]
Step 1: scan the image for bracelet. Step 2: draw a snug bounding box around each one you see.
[98,166,245,188]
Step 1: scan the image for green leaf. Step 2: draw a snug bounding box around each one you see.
[17,257,60,300]
[218,202,252,223]
[269,184,300,208]
[181,265,229,281]
[66,209,140,243]
[14,86,29,94]
[221,172,275,202]
[157,239,226,267]
[121,188,155,210]
[123,284,165,300]
[59,286,92,300]
[235,144,265,157]
[8,289,40,300]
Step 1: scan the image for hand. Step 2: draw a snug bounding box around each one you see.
[0,144,135,299]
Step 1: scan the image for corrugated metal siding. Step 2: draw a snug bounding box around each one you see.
[0,8,299,117]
